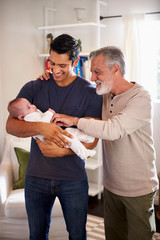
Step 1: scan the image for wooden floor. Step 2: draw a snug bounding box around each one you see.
[88,194,160,233]
[88,195,104,218]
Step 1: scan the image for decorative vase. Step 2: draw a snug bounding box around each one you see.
[74,8,85,23]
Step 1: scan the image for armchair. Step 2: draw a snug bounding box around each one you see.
[0,135,68,240]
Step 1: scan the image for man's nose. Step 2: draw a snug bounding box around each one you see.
[51,65,61,73]
[91,73,97,82]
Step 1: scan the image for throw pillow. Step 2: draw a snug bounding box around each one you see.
[13,147,30,190]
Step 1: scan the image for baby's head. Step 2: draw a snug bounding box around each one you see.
[8,98,37,120]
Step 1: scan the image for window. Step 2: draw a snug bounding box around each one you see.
[142,17,160,101]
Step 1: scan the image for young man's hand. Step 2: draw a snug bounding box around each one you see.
[39,122,72,148]
[36,138,73,157]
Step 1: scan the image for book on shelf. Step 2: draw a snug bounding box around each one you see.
[74,56,90,80]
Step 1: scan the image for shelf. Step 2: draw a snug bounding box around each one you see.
[39,52,90,58]
[85,158,102,170]
[79,52,90,57]
[88,182,103,196]
[39,53,49,57]
[38,22,106,30]
[99,0,107,6]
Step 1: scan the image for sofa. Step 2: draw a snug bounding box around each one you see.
[0,134,68,240]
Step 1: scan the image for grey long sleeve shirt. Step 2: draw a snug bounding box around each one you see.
[78,83,158,197]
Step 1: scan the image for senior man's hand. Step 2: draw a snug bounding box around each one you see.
[53,113,79,127]
[37,70,51,81]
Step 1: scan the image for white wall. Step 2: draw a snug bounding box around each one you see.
[0,61,4,162]
[0,0,160,168]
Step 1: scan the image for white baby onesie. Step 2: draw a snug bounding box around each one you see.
[24,110,96,160]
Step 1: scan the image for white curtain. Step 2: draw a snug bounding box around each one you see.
[122,13,160,99]
[122,13,145,84]
[140,19,160,99]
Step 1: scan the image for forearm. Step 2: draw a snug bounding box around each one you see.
[6,114,45,138]
[6,114,73,147]
[82,138,98,150]
[36,138,75,158]
[60,147,75,157]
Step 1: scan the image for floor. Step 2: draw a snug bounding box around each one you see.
[88,195,104,218]
[87,194,160,233]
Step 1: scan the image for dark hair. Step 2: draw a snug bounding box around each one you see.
[50,34,80,63]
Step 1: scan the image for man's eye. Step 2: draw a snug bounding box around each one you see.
[60,65,66,68]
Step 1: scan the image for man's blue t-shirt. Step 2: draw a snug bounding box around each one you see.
[17,75,102,180]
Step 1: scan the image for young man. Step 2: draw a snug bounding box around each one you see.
[8,97,96,160]
[51,46,159,240]
[6,34,102,240]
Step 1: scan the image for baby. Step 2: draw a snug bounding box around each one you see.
[8,98,96,160]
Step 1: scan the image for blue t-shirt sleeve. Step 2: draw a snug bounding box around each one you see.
[16,81,35,103]
[83,93,102,119]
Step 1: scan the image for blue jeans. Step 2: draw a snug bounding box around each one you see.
[25,175,89,240]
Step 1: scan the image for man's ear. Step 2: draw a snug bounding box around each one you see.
[112,64,119,74]
[18,115,24,120]
[73,57,80,67]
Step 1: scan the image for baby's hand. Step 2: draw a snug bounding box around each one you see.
[48,108,55,115]
[48,108,56,123]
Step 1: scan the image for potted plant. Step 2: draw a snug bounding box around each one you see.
[77,39,82,51]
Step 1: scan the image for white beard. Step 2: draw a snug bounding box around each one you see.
[95,80,112,95]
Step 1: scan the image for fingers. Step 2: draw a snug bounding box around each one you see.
[56,131,72,146]
[35,138,50,157]
[35,138,44,149]
[38,74,44,80]
[35,137,66,158]
[52,136,66,148]
[54,113,64,118]
[43,70,50,80]
[53,114,65,125]
[53,116,73,127]
[62,129,73,139]
[53,119,67,127]
[41,138,51,144]
[37,70,51,81]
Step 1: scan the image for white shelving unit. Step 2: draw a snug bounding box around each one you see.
[39,52,90,58]
[38,0,107,56]
[86,139,103,199]
[38,0,107,199]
